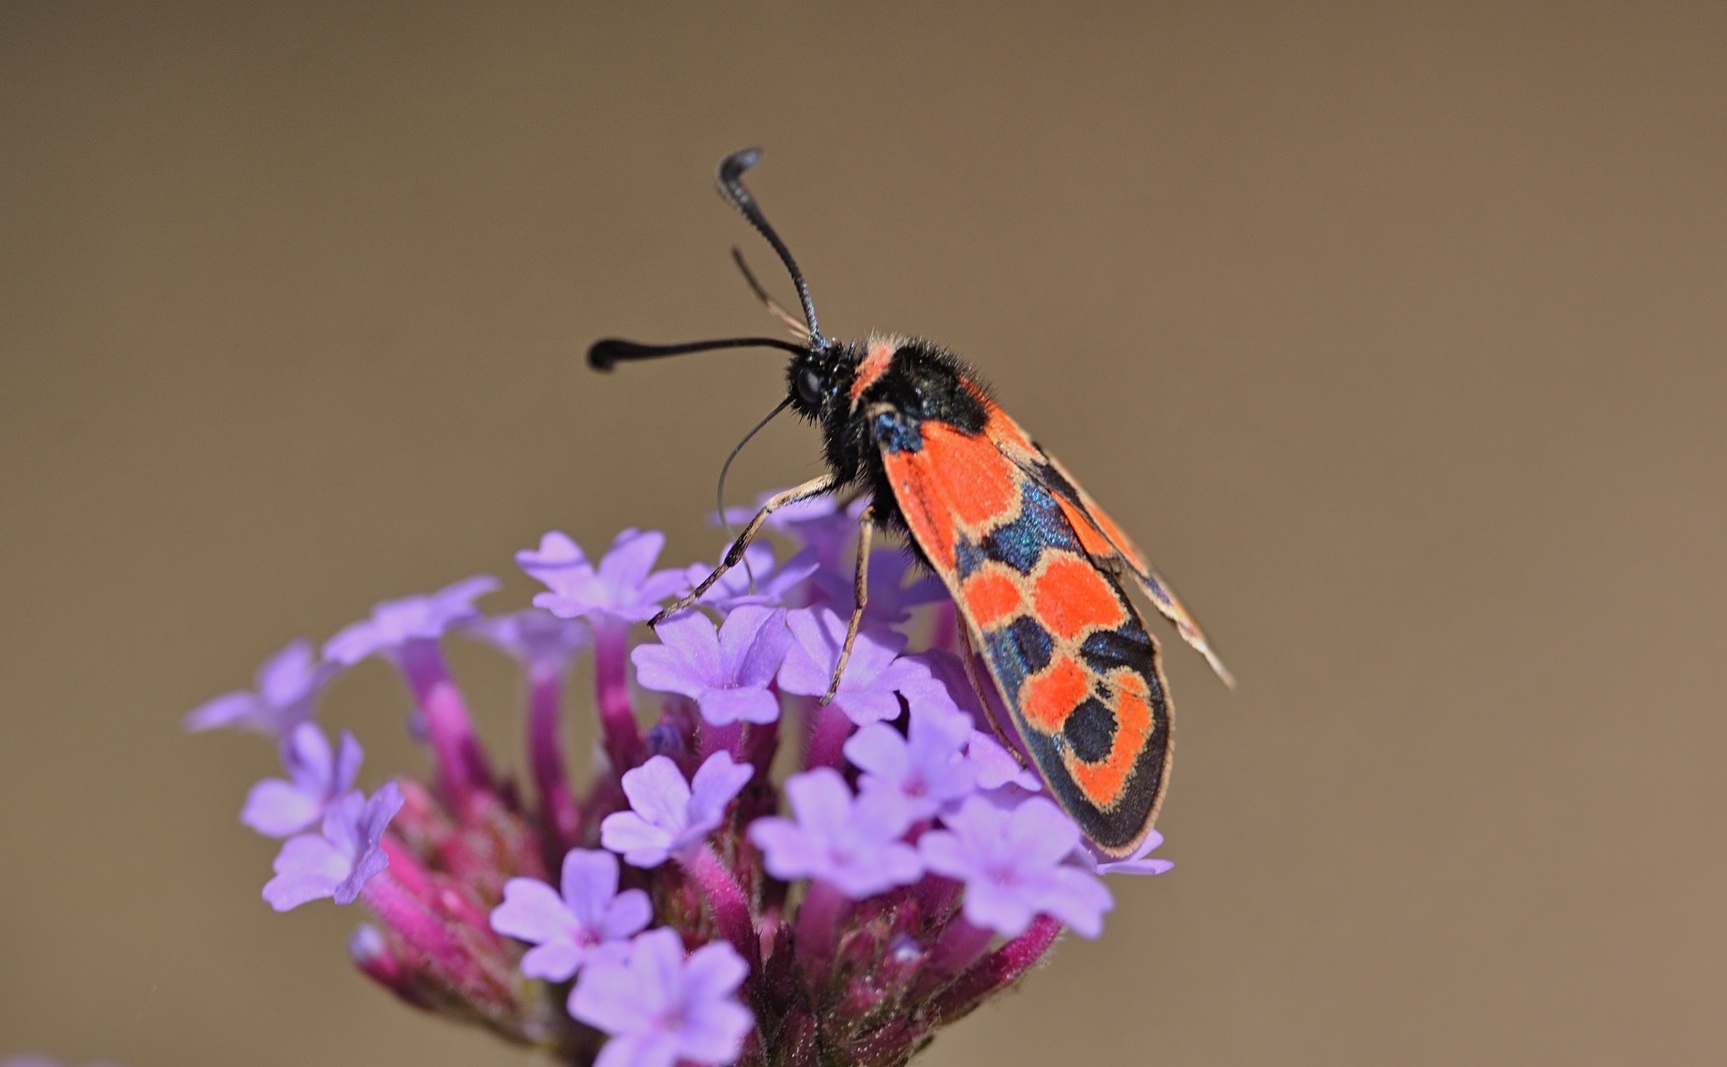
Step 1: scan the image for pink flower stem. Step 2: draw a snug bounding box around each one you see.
[794,879,849,988]
[743,714,781,777]
[929,914,1062,1025]
[526,669,580,850]
[680,844,762,980]
[360,868,470,980]
[922,916,993,988]
[804,700,851,771]
[396,641,491,811]
[700,719,744,762]
[591,617,645,771]
[929,598,958,652]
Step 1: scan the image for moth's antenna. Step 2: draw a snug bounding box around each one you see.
[589,335,805,370]
[732,248,812,342]
[717,148,824,346]
[716,396,794,589]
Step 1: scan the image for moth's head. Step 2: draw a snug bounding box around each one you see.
[785,338,860,422]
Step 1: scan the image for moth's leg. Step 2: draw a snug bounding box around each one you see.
[956,623,1030,769]
[820,503,875,705]
[652,473,837,626]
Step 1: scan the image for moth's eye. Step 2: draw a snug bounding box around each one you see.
[796,367,824,407]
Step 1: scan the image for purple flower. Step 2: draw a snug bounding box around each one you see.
[460,608,589,677]
[521,529,688,623]
[843,702,978,820]
[686,544,819,612]
[242,723,363,837]
[777,608,952,725]
[569,927,753,1067]
[262,782,404,912]
[1077,829,1175,877]
[183,638,334,736]
[601,752,754,867]
[810,548,946,625]
[632,607,792,726]
[719,491,858,566]
[322,576,499,665]
[747,768,922,899]
[490,849,653,981]
[918,796,1113,938]
[965,729,1043,793]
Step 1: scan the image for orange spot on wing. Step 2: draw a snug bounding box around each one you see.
[1070,687,1154,809]
[884,451,956,571]
[983,401,1035,451]
[919,424,1020,532]
[961,570,1023,629]
[1033,554,1128,641]
[1055,494,1116,559]
[1020,654,1089,733]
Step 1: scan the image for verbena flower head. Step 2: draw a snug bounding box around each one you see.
[777,607,952,725]
[263,783,404,911]
[242,723,363,837]
[748,767,922,899]
[184,638,333,736]
[685,544,820,612]
[844,702,978,821]
[570,928,753,1067]
[191,496,1174,1066]
[522,529,689,623]
[918,796,1113,938]
[632,607,792,726]
[461,608,590,678]
[491,849,652,981]
[323,576,498,666]
[601,752,754,868]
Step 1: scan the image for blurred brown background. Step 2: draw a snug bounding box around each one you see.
[3,3,1723,1065]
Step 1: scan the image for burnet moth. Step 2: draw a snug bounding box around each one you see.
[590,148,1232,858]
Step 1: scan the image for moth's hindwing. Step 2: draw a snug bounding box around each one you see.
[880,413,1172,858]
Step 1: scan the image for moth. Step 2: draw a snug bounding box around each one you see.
[590,148,1231,857]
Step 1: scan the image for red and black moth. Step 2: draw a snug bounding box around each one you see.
[590,148,1232,859]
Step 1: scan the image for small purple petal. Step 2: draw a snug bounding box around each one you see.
[241,725,364,837]
[689,544,821,612]
[184,638,334,737]
[460,608,589,675]
[489,849,649,982]
[845,702,977,820]
[694,687,781,727]
[242,779,323,837]
[635,608,791,727]
[323,576,498,665]
[918,795,1112,938]
[748,768,921,899]
[261,782,402,912]
[526,529,690,624]
[571,928,752,1067]
[1079,829,1175,877]
[778,608,932,726]
[602,753,751,867]
[810,547,946,625]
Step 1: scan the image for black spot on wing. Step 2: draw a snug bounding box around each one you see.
[981,477,1084,575]
[985,615,1054,701]
[1079,624,1155,677]
[952,531,988,580]
[1063,696,1117,763]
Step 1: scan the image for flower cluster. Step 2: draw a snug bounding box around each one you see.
[189,492,1171,1067]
